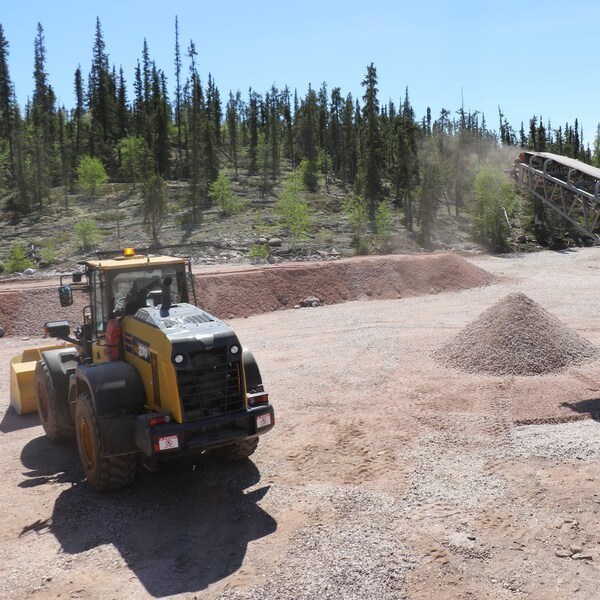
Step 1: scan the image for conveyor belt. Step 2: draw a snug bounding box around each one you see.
[515,151,600,241]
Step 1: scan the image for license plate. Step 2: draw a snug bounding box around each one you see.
[158,435,179,450]
[256,413,272,428]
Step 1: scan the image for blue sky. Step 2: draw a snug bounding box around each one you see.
[2,0,600,146]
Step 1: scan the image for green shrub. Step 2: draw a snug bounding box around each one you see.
[209,172,244,216]
[342,195,369,238]
[300,157,319,192]
[77,155,108,196]
[75,219,100,250]
[5,245,35,273]
[248,243,270,259]
[277,170,310,242]
[470,165,519,252]
[38,243,56,267]
[374,201,393,241]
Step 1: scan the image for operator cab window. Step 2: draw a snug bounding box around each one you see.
[110,266,188,317]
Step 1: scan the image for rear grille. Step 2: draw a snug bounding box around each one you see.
[176,347,244,421]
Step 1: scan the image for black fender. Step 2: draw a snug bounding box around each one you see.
[242,347,264,392]
[40,347,79,412]
[71,361,146,457]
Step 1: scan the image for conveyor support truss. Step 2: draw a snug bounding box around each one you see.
[516,151,600,241]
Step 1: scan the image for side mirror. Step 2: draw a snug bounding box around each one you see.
[72,272,83,283]
[59,284,73,307]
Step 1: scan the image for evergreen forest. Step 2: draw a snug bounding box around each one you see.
[1,18,600,271]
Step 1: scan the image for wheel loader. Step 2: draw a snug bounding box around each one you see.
[9,248,274,491]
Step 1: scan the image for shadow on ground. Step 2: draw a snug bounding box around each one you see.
[0,405,40,434]
[19,437,277,597]
[560,397,600,420]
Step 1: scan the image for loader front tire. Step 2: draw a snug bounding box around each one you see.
[35,360,74,441]
[75,389,137,492]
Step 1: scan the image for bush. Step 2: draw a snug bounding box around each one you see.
[209,172,244,216]
[75,219,100,251]
[471,165,519,252]
[277,171,310,242]
[38,243,56,267]
[5,245,35,273]
[343,195,369,236]
[248,244,270,259]
[374,201,393,241]
[300,158,319,192]
[142,173,169,244]
[77,155,108,196]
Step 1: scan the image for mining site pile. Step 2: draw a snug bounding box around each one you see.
[194,253,493,319]
[0,254,493,337]
[435,292,599,375]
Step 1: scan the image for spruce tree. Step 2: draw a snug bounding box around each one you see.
[226,91,239,179]
[247,89,259,175]
[31,22,57,207]
[295,85,319,191]
[116,67,129,139]
[281,86,294,165]
[329,87,343,176]
[340,93,356,185]
[0,24,17,193]
[392,90,419,230]
[88,18,117,167]
[207,73,222,146]
[357,63,383,224]
[73,66,85,158]
[187,40,209,221]
[269,84,280,180]
[174,16,183,179]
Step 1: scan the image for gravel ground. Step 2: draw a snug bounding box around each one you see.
[2,249,600,599]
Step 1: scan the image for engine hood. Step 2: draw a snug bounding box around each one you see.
[133,303,235,343]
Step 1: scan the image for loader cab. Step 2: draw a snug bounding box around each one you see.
[59,249,196,359]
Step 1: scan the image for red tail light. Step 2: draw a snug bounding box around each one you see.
[147,414,171,427]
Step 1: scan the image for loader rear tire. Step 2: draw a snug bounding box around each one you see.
[35,360,74,441]
[75,389,137,492]
[212,437,259,461]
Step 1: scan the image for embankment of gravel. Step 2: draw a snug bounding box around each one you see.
[0,253,493,337]
[194,253,493,319]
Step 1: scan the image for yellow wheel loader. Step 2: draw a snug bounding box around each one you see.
[10,248,274,491]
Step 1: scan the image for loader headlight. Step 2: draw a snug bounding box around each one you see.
[174,353,185,364]
[230,345,239,355]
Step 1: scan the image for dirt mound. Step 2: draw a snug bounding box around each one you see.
[194,253,493,319]
[0,291,20,337]
[435,292,598,375]
[0,253,493,337]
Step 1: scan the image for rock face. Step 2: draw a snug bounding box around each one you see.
[435,292,598,376]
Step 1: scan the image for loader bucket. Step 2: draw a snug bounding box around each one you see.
[9,345,70,415]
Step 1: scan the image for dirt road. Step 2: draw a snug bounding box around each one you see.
[2,249,600,599]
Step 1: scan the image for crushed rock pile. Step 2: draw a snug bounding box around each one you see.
[195,253,493,319]
[435,292,598,376]
[0,254,492,337]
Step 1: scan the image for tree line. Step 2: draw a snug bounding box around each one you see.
[1,18,599,249]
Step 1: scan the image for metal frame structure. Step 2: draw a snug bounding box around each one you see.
[516,151,600,241]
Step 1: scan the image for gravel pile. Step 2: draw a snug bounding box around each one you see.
[434,292,598,375]
[1,254,493,336]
